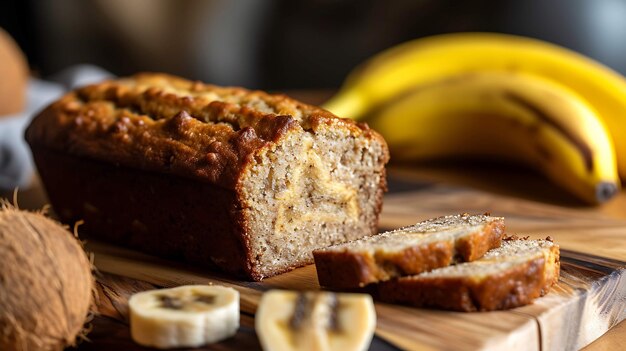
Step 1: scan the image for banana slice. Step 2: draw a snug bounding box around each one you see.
[255,290,376,351]
[129,285,239,349]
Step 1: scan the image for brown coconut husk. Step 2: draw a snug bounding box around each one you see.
[0,200,95,351]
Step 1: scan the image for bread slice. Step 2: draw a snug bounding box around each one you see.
[313,214,505,288]
[25,73,389,280]
[377,238,560,311]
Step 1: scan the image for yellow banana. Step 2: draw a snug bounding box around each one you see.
[323,32,626,180]
[364,72,619,204]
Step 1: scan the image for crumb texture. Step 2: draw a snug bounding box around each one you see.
[419,239,555,277]
[243,123,388,278]
[378,239,560,311]
[313,214,505,288]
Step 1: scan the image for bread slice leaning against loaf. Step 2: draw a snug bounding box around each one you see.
[377,238,560,311]
[314,214,505,288]
[25,73,389,280]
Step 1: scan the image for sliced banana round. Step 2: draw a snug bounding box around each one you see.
[255,290,376,351]
[129,284,239,349]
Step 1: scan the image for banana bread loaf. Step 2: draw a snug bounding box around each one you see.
[25,73,389,280]
[313,214,504,288]
[377,237,560,311]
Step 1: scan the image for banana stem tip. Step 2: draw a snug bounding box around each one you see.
[596,182,619,204]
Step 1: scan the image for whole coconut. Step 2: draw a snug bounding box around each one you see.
[0,28,28,116]
[0,202,94,351]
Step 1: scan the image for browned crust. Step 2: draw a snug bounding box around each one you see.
[455,219,505,261]
[313,217,505,288]
[377,244,560,311]
[25,73,389,189]
[31,146,260,279]
[315,240,454,288]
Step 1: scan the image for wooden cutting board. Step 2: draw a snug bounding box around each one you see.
[6,166,626,351]
[86,244,625,351]
[69,168,626,351]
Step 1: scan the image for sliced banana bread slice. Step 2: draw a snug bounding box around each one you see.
[313,214,505,288]
[377,238,560,311]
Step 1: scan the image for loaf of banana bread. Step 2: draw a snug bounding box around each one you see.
[25,73,389,280]
[314,213,505,288]
[377,238,560,311]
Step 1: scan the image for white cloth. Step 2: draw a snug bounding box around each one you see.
[0,65,113,190]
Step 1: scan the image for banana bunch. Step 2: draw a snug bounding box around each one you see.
[323,33,626,204]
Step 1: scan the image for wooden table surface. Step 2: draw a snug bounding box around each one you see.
[385,166,626,351]
[5,163,624,351]
[3,91,625,350]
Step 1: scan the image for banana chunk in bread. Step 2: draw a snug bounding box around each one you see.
[25,73,389,280]
[313,214,504,288]
[377,238,560,311]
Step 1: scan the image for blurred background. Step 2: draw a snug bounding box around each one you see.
[2,0,626,206]
[2,0,626,89]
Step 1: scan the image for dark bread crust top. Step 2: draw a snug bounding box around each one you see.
[26,73,388,189]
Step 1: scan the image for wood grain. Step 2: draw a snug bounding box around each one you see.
[85,238,625,351]
[583,317,626,351]
[379,177,626,262]
[514,251,626,350]
[4,167,626,350]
